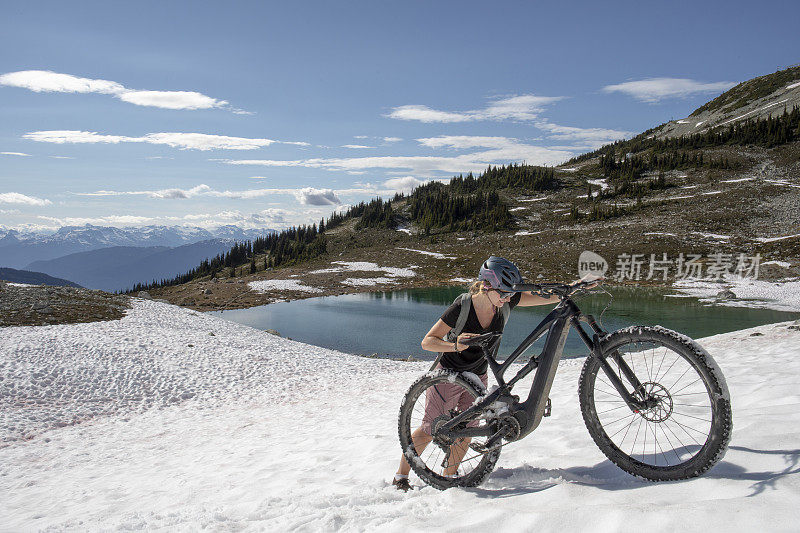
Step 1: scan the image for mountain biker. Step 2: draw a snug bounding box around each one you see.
[393,256,590,491]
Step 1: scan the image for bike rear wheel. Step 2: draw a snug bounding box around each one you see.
[398,370,500,490]
[579,326,732,481]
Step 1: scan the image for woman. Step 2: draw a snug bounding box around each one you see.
[392,256,589,491]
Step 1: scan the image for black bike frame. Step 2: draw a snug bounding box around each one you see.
[438,290,647,442]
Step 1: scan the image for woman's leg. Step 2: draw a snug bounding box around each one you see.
[396,427,432,476]
[444,372,489,476]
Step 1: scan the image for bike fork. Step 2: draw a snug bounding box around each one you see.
[573,316,647,412]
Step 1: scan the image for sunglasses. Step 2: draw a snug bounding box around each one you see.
[493,289,513,298]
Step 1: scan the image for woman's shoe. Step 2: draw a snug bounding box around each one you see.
[392,477,411,492]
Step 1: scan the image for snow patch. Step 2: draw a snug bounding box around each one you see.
[248,279,322,293]
[309,261,416,278]
[762,260,791,268]
[396,248,456,260]
[720,177,754,183]
[515,230,543,236]
[754,233,800,243]
[518,196,549,202]
[692,232,731,241]
[673,275,800,312]
[340,277,397,286]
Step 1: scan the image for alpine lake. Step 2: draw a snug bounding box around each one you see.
[208,285,800,362]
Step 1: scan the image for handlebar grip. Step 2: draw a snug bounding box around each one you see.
[512,283,542,292]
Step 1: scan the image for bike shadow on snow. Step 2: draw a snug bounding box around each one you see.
[464,445,800,498]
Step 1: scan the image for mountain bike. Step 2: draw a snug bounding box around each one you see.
[398,280,732,490]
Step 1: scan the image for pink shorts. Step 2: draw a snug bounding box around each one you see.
[421,369,488,434]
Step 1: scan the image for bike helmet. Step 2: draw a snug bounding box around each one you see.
[478,256,523,292]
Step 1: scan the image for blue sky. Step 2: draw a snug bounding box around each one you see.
[1,0,798,232]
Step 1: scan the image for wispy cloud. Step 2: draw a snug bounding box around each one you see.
[34,209,295,230]
[76,184,345,205]
[602,77,736,103]
[1,151,31,156]
[387,94,564,123]
[383,137,402,143]
[534,121,632,148]
[0,70,240,111]
[23,130,309,151]
[342,144,373,149]
[416,136,520,150]
[218,140,574,175]
[0,192,52,206]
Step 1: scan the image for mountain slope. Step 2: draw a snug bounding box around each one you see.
[656,65,800,139]
[0,267,82,287]
[27,240,236,292]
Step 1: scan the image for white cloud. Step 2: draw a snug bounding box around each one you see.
[416,135,520,150]
[602,77,736,103]
[22,130,304,151]
[382,176,426,194]
[387,105,471,123]
[387,94,564,123]
[534,121,632,148]
[354,135,369,139]
[1,151,31,156]
[0,70,231,111]
[50,155,75,159]
[383,137,402,143]
[0,192,52,206]
[0,70,123,94]
[117,90,226,110]
[294,187,341,206]
[0,208,21,214]
[31,209,299,231]
[342,144,373,149]
[76,184,347,204]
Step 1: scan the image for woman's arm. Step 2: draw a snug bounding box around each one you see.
[421,319,476,353]
[517,277,600,307]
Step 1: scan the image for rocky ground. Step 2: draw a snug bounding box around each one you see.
[0,282,130,327]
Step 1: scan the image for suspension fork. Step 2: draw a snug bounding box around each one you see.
[571,316,647,412]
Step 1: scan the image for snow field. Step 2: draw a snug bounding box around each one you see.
[1,301,800,530]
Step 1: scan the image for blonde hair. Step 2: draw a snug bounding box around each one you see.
[468,280,489,295]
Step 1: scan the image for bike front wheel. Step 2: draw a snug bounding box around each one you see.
[579,326,732,481]
[398,369,500,490]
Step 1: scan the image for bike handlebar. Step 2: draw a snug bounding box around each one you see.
[512,278,603,298]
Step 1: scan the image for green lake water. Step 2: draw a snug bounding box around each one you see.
[209,285,799,361]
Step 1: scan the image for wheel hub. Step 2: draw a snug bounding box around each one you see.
[637,381,673,422]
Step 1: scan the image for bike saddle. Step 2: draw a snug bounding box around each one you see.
[460,332,502,347]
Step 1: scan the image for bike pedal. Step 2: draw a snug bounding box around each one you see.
[543,398,552,417]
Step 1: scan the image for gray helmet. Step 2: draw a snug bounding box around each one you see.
[479,256,523,292]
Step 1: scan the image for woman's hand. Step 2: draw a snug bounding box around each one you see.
[571,274,604,291]
[454,333,479,351]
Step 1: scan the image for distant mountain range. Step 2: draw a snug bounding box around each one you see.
[24,239,254,293]
[0,224,274,269]
[0,267,82,288]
